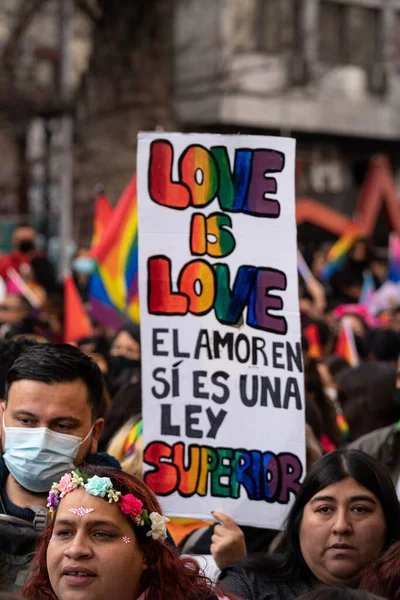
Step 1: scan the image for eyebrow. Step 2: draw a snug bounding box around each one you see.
[12,411,39,420]
[12,412,82,426]
[55,519,122,529]
[49,417,82,426]
[310,495,377,505]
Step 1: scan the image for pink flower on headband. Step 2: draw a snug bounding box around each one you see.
[58,473,74,498]
[119,494,143,519]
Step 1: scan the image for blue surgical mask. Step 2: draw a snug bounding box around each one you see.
[72,257,95,275]
[3,417,94,493]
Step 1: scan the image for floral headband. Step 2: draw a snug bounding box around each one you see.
[47,470,169,541]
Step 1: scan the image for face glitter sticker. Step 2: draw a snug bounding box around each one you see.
[122,536,131,544]
[68,507,95,517]
[50,535,55,542]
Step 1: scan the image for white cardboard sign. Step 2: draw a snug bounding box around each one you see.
[137,132,305,529]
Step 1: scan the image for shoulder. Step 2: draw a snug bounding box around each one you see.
[349,423,397,455]
[220,566,276,598]
[220,565,313,600]
[85,452,121,470]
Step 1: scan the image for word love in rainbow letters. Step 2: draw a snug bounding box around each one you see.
[146,140,288,335]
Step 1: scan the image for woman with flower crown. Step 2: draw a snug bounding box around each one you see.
[22,465,242,600]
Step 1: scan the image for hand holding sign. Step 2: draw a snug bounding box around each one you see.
[210,511,247,570]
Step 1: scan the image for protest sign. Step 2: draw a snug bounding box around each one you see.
[137,133,305,528]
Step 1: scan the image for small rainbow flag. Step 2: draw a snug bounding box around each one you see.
[320,226,362,282]
[335,318,359,367]
[359,270,375,309]
[304,324,322,360]
[88,175,138,329]
[327,386,351,442]
[122,419,143,460]
[388,232,400,283]
[336,413,351,441]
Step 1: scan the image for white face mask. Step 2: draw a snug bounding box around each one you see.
[2,415,94,493]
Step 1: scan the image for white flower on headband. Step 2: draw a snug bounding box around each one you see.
[107,488,122,503]
[147,512,170,541]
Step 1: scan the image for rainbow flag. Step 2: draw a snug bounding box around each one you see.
[359,270,375,309]
[320,226,362,282]
[92,193,113,246]
[304,324,322,360]
[335,318,359,367]
[122,419,143,460]
[336,413,351,441]
[88,175,139,329]
[388,232,400,283]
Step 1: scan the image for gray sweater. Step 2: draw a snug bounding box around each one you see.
[220,566,317,600]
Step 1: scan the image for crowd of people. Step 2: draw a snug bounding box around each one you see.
[0,224,398,599]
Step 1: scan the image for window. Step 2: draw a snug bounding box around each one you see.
[257,0,302,54]
[258,0,283,53]
[394,13,400,68]
[319,2,381,67]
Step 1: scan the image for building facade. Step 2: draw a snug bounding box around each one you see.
[174,0,400,250]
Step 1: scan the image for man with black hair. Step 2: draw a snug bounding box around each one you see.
[0,343,119,591]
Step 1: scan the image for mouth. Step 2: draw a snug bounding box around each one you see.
[62,567,97,586]
[328,544,356,551]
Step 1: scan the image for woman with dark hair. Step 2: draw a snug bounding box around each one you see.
[219,450,400,600]
[336,363,399,441]
[98,383,142,451]
[359,541,400,600]
[108,324,141,393]
[22,466,241,600]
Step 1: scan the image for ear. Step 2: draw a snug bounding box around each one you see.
[89,418,104,454]
[0,402,5,445]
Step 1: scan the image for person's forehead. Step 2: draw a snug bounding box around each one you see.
[114,331,138,347]
[14,226,35,238]
[8,379,92,418]
[56,488,124,524]
[309,477,377,501]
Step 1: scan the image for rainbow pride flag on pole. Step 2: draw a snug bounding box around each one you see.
[388,232,400,283]
[359,270,375,309]
[335,318,359,367]
[304,324,322,360]
[320,226,362,282]
[88,175,139,329]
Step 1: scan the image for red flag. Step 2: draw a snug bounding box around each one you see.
[64,275,93,343]
[92,194,113,246]
[304,324,322,360]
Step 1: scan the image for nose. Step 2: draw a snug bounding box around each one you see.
[64,532,93,560]
[332,508,353,536]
